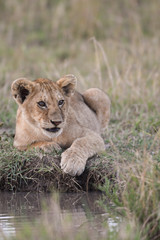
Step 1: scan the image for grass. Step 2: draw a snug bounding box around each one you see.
[0,132,113,192]
[0,0,160,239]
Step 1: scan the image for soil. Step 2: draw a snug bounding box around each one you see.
[0,129,113,192]
[0,152,113,193]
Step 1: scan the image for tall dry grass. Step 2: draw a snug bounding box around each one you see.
[0,0,160,127]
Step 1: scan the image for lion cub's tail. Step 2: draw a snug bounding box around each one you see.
[83,88,111,132]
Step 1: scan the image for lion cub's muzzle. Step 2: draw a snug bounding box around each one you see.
[44,127,60,133]
[43,120,62,133]
[50,120,62,126]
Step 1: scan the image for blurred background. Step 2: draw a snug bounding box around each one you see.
[0,0,160,127]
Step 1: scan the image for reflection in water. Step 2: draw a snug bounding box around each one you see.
[0,215,15,238]
[0,192,44,239]
[0,191,117,239]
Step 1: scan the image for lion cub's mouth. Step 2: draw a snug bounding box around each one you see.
[44,127,61,133]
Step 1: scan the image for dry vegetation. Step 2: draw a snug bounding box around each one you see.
[0,0,160,239]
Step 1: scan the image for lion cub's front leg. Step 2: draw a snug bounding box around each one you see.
[60,130,105,176]
[29,141,61,153]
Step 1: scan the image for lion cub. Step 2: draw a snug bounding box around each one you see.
[11,75,110,176]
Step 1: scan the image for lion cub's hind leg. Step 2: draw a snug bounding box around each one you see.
[83,88,110,132]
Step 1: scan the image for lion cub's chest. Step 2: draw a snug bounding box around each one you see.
[55,96,100,148]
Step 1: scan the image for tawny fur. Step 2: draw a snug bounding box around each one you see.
[11,75,110,176]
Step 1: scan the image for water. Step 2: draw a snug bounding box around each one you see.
[0,191,118,239]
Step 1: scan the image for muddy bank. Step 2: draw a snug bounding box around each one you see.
[0,132,113,192]
[0,153,113,192]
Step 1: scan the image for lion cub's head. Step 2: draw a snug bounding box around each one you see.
[11,75,77,138]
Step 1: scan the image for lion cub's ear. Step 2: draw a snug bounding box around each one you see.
[56,74,77,97]
[11,78,34,105]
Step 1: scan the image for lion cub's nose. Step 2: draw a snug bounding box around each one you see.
[50,120,62,126]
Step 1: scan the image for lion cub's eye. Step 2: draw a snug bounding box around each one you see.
[58,100,64,107]
[37,101,47,108]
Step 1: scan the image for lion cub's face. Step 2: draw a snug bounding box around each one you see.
[11,75,77,138]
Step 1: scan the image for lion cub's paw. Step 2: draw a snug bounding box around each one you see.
[60,149,86,176]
